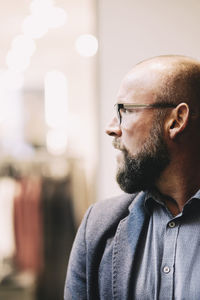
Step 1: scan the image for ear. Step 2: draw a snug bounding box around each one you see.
[166,103,190,140]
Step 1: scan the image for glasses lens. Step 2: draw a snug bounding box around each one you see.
[114,104,121,124]
[118,104,122,124]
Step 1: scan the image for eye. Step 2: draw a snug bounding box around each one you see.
[120,108,132,114]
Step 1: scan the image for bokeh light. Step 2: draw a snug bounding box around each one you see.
[46,129,68,155]
[44,71,68,129]
[75,34,98,57]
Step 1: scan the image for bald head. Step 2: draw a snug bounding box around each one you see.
[122,55,200,111]
[115,55,200,149]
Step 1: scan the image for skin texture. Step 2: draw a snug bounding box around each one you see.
[106,55,200,216]
[112,108,170,194]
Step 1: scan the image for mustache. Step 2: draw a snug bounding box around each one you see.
[112,139,126,151]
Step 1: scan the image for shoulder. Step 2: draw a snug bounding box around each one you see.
[64,192,145,299]
[85,193,138,240]
[89,193,136,220]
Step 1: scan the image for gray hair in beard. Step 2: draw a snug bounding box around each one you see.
[116,111,170,193]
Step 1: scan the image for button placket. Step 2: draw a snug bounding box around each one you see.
[160,218,180,298]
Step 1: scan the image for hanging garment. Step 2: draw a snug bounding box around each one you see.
[0,177,17,281]
[36,177,76,300]
[14,176,44,275]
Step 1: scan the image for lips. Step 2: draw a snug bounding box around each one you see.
[112,139,124,151]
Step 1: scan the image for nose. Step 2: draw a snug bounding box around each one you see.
[105,116,122,137]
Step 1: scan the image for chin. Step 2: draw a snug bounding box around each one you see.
[116,151,125,166]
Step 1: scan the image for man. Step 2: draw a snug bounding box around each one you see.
[64,55,200,299]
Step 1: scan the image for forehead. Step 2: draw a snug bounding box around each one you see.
[117,62,169,104]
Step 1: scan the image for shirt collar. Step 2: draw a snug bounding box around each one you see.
[144,189,165,215]
[144,188,200,215]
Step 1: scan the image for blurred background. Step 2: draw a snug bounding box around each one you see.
[0,0,200,299]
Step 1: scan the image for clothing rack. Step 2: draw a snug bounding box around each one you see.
[0,152,89,300]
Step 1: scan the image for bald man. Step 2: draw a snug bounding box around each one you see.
[64,56,200,300]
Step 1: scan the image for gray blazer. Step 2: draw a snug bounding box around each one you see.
[64,191,148,300]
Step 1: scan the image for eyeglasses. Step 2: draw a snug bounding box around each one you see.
[114,102,177,125]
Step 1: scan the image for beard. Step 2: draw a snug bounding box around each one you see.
[115,119,170,194]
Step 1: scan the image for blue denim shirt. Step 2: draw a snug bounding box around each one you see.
[132,189,200,300]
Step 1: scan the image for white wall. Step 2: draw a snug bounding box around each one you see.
[98,0,200,200]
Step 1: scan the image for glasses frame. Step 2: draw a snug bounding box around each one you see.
[114,102,177,124]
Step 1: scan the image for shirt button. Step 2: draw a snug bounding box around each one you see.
[163,266,170,273]
[168,221,176,228]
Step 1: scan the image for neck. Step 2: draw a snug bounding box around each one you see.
[156,156,200,215]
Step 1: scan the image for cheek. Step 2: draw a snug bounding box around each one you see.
[121,129,142,155]
[121,115,153,154]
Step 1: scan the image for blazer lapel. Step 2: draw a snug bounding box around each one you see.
[112,192,147,300]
